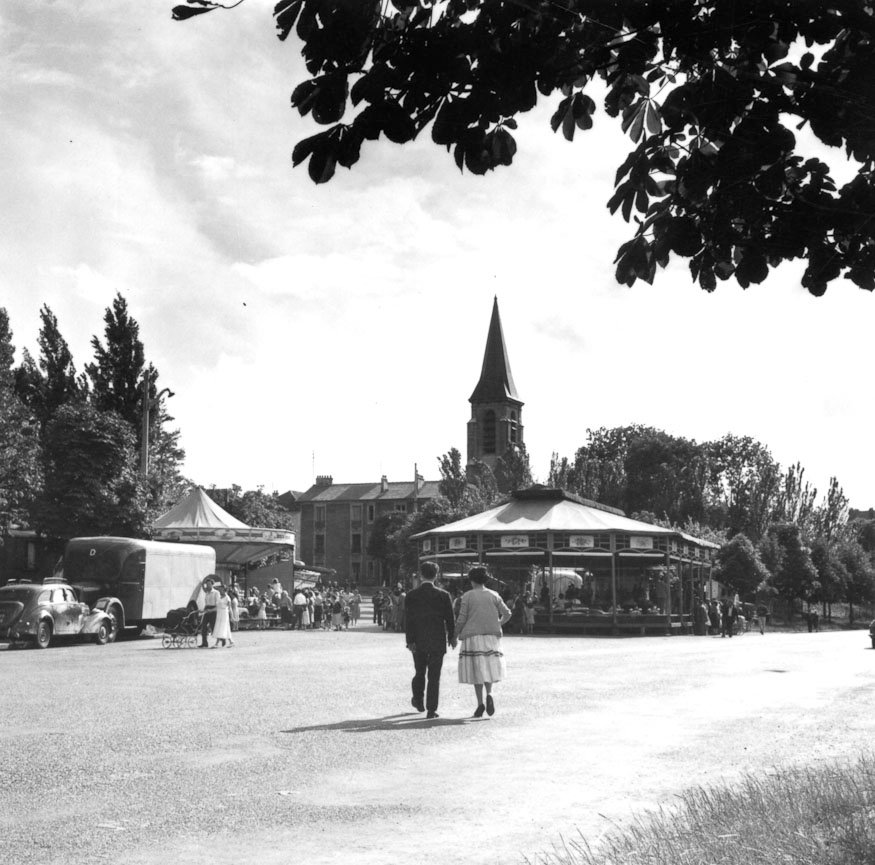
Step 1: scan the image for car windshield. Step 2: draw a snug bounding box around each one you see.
[0,587,40,602]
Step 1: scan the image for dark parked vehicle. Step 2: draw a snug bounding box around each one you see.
[869,619,875,650]
[0,581,116,649]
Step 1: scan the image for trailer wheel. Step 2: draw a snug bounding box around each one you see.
[106,605,123,642]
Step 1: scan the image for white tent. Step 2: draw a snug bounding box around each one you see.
[153,487,297,570]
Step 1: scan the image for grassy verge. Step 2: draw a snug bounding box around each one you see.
[530,755,875,865]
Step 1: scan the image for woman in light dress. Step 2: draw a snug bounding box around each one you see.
[228,588,240,632]
[349,591,362,627]
[212,585,234,647]
[455,567,511,717]
[300,590,312,630]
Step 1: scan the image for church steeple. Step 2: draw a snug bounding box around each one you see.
[469,296,520,404]
[467,298,524,468]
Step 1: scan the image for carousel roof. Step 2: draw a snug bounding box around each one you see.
[153,487,297,566]
[412,487,719,548]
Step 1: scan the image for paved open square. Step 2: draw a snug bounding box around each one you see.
[2,627,874,865]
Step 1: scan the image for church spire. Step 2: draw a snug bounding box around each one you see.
[469,296,520,405]
[467,297,524,468]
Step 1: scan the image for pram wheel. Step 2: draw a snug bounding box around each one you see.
[162,633,173,648]
[186,634,198,648]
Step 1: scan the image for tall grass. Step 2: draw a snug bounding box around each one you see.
[529,755,875,865]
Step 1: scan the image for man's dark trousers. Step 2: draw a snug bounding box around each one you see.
[411,649,445,714]
[200,609,216,646]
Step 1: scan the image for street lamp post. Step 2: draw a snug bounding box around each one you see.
[140,375,175,476]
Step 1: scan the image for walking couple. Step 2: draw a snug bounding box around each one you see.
[405,561,511,719]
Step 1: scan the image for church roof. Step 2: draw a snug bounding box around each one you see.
[469,297,521,405]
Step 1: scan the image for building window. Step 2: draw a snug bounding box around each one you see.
[367,504,375,522]
[315,504,326,526]
[367,561,375,580]
[351,533,362,554]
[394,503,407,514]
[483,409,496,454]
[510,410,518,444]
[352,562,361,582]
[350,504,362,521]
[314,534,325,555]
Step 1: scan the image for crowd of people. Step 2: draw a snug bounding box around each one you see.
[240,580,364,631]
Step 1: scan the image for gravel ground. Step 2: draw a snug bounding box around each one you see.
[1,624,874,865]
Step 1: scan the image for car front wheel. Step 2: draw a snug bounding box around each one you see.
[95,621,111,645]
[35,620,52,649]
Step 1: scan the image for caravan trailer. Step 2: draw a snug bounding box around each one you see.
[55,537,216,637]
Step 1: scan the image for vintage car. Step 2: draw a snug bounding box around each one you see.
[0,580,116,649]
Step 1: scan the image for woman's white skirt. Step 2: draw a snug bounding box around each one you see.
[458,634,506,684]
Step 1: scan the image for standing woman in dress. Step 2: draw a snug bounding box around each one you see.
[349,590,362,627]
[212,584,233,648]
[455,566,512,717]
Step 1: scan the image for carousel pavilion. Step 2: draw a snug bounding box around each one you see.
[412,486,720,635]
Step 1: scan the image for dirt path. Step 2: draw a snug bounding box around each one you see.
[1,627,873,865]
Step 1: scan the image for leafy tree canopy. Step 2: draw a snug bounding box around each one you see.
[219,486,296,530]
[173,0,875,294]
[715,532,771,598]
[34,403,149,539]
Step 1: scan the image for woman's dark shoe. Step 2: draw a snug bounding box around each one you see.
[473,704,486,718]
[486,695,495,716]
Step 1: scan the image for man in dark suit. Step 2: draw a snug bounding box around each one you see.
[405,561,456,719]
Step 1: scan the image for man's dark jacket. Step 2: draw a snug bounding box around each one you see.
[404,581,455,654]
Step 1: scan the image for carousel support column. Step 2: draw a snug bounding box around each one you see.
[707,562,714,601]
[678,558,687,634]
[548,551,554,628]
[610,534,618,635]
[664,549,672,635]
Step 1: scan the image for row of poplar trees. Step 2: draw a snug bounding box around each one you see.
[0,294,187,547]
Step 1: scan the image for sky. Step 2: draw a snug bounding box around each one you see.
[3,1,874,510]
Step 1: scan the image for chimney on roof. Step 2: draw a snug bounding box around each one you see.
[380,474,388,492]
[315,475,333,487]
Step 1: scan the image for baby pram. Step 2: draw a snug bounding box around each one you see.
[162,606,201,648]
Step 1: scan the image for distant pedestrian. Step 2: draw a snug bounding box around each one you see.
[293,590,307,630]
[331,595,344,631]
[455,566,512,718]
[349,591,362,627]
[720,599,737,638]
[756,602,768,635]
[228,587,240,632]
[279,590,294,629]
[708,601,720,635]
[523,596,535,635]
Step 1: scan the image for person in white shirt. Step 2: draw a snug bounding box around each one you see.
[293,590,307,630]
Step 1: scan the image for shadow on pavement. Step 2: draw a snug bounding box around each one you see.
[282,711,485,734]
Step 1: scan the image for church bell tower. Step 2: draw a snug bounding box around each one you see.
[467,297,524,469]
